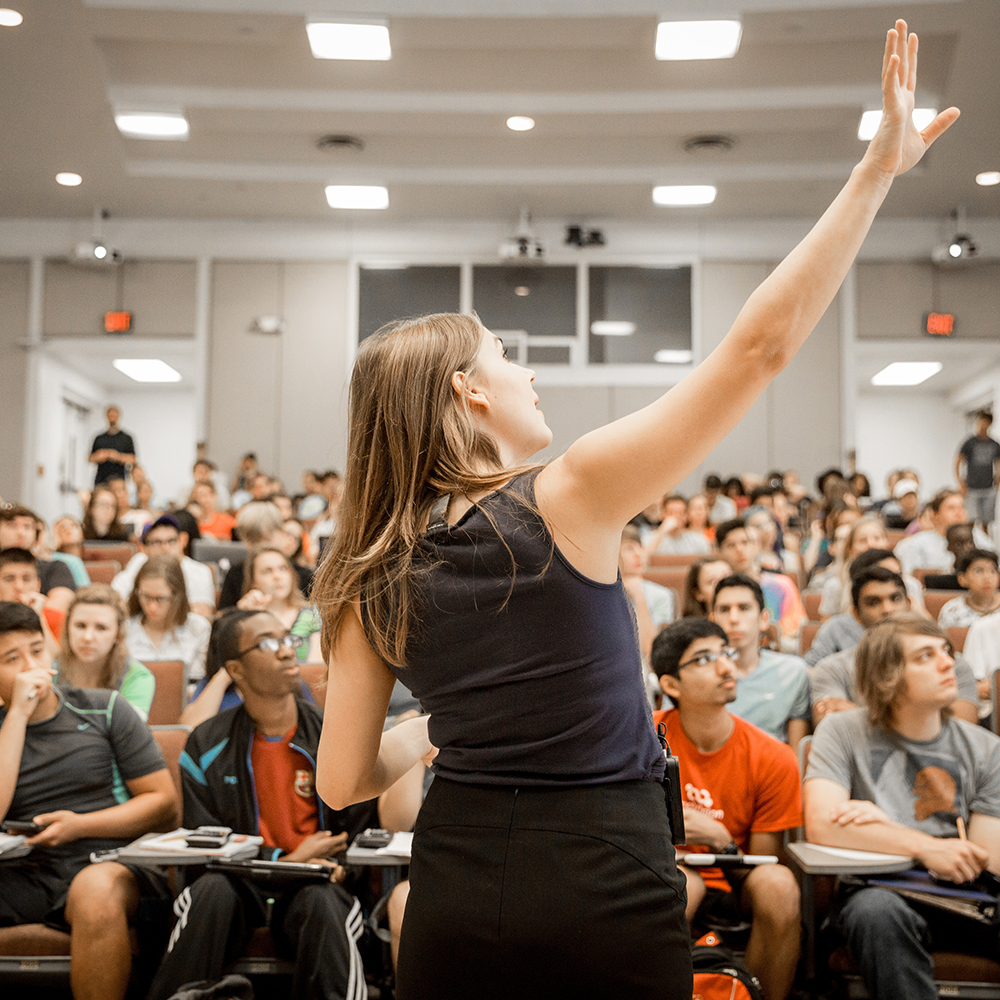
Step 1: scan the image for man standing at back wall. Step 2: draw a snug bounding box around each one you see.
[956,411,1000,531]
[89,405,136,487]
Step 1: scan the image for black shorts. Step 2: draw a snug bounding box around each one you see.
[396,777,692,1000]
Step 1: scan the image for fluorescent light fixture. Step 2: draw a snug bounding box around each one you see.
[857,108,936,141]
[590,321,636,337]
[655,19,742,60]
[307,20,390,60]
[361,261,408,270]
[654,349,694,364]
[325,185,389,210]
[506,116,535,132]
[976,171,1000,187]
[113,359,182,383]
[115,111,189,140]
[653,185,717,206]
[56,172,82,187]
[0,8,23,26]
[870,361,942,386]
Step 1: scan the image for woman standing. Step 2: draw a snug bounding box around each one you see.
[57,584,155,721]
[125,555,210,683]
[313,23,956,998]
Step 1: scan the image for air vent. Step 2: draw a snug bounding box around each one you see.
[316,134,365,152]
[683,134,736,155]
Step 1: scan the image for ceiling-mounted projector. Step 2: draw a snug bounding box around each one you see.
[71,240,123,267]
[499,206,544,263]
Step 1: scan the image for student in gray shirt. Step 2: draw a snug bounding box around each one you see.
[811,566,979,727]
[804,613,1000,1000]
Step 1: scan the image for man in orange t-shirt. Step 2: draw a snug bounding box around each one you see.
[652,617,802,1000]
[190,482,236,540]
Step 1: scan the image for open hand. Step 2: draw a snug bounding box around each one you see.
[864,20,959,180]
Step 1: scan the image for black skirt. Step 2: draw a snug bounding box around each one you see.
[395,777,692,1000]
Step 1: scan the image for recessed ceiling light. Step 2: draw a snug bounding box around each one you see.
[113,359,182,383]
[56,172,82,187]
[590,321,636,336]
[976,171,1000,187]
[0,9,23,27]
[858,108,936,141]
[655,350,695,364]
[655,20,742,60]
[507,116,535,132]
[306,20,391,60]
[870,362,942,386]
[115,111,189,140]
[325,185,389,210]
[514,285,531,297]
[653,185,717,206]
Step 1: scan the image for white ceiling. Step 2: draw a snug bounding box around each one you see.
[44,336,200,391]
[1,0,997,225]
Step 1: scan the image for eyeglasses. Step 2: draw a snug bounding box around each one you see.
[138,592,171,605]
[238,633,305,657]
[144,535,179,548]
[678,646,738,670]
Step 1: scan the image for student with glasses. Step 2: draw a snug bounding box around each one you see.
[651,617,803,1000]
[124,555,210,686]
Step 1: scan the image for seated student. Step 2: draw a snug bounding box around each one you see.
[0,601,177,1000]
[237,547,322,662]
[620,525,674,663]
[0,548,65,651]
[147,608,424,1000]
[922,523,977,590]
[191,480,236,540]
[58,585,156,721]
[650,619,801,1000]
[710,573,810,753]
[806,549,925,667]
[883,476,921,530]
[937,549,1000,629]
[685,493,715,542]
[112,515,215,620]
[804,614,1000,1000]
[219,502,313,608]
[681,556,732,618]
[818,515,889,618]
[716,517,806,646]
[48,515,91,588]
[82,485,131,542]
[960,608,1000,721]
[645,494,713,556]
[0,503,76,612]
[894,490,970,575]
[812,567,979,727]
[125,554,211,686]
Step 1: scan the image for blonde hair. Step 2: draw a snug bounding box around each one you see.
[243,546,306,609]
[236,502,284,546]
[60,584,130,691]
[312,313,538,666]
[854,613,952,730]
[837,515,890,613]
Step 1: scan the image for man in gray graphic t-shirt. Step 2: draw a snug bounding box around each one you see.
[804,613,1000,1000]
[956,411,1000,529]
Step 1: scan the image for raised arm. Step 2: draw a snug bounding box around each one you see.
[538,23,958,539]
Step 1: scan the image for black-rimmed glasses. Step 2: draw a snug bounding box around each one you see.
[678,646,738,670]
[238,633,305,657]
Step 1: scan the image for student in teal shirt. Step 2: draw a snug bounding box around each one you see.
[55,584,155,721]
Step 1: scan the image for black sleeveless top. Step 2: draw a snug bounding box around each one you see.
[383,471,665,787]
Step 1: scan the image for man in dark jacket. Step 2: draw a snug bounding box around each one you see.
[148,609,388,1000]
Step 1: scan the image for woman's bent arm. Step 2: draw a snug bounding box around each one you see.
[316,602,433,809]
[537,22,959,543]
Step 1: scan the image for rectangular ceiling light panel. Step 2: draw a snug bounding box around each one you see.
[325,185,389,209]
[870,362,942,386]
[655,20,742,60]
[653,185,717,206]
[113,359,183,383]
[114,112,189,140]
[307,20,391,60]
[857,108,937,141]
[654,350,694,364]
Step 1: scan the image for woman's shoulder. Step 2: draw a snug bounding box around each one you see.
[184,612,212,637]
[125,658,154,679]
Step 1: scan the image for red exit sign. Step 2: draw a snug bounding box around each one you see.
[104,311,132,333]
[924,312,955,336]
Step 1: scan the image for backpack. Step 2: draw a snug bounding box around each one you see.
[691,931,765,1000]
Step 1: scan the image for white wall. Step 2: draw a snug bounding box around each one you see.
[855,390,967,500]
[113,387,198,506]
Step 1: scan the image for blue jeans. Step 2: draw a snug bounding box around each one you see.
[967,487,997,526]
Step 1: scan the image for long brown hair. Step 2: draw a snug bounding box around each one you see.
[243,546,306,609]
[128,554,190,630]
[60,584,130,691]
[681,556,730,618]
[312,312,537,666]
[81,486,129,541]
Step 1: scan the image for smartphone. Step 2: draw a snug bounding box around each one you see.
[354,828,393,849]
[185,825,232,849]
[2,820,44,834]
